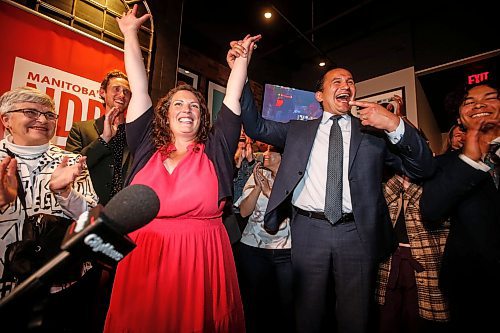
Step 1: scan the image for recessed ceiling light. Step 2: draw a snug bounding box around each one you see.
[319,62,326,67]
[264,12,272,19]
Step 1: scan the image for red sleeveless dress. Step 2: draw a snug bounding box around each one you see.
[104,145,245,332]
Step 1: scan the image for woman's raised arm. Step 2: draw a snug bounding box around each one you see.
[117,5,153,122]
[223,34,261,115]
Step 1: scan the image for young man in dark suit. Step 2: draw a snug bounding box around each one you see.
[228,44,435,332]
[66,70,132,205]
[65,70,132,332]
[420,80,499,332]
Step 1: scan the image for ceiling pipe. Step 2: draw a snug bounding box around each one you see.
[270,4,335,66]
[303,0,373,36]
[258,0,374,65]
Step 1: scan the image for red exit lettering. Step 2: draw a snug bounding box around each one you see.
[468,71,489,85]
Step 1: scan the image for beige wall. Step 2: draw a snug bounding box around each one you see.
[356,67,441,154]
[356,67,417,124]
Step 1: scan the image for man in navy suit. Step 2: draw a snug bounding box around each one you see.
[234,60,435,332]
[420,80,499,332]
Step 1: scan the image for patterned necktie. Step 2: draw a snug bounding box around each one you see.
[485,142,499,189]
[325,115,343,224]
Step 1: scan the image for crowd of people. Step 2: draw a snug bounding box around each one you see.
[0,4,498,333]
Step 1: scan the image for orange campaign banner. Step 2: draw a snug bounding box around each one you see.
[0,1,125,146]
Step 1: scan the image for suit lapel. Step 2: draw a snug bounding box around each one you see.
[300,117,322,156]
[95,116,105,136]
[280,117,321,170]
[349,116,363,171]
[121,146,131,169]
[267,117,321,214]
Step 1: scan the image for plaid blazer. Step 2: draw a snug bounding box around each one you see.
[375,175,450,321]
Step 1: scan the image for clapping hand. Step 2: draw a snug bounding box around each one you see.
[235,137,255,167]
[49,156,88,197]
[101,106,120,143]
[253,162,271,197]
[462,118,500,162]
[235,143,246,168]
[0,157,18,206]
[244,138,254,162]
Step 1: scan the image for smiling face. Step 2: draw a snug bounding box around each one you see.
[1,102,56,146]
[100,77,131,113]
[168,90,201,140]
[459,84,499,129]
[315,68,356,115]
[263,150,281,170]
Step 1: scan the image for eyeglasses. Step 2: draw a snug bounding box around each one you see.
[6,108,59,121]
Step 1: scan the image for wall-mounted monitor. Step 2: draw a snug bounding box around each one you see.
[262,84,322,123]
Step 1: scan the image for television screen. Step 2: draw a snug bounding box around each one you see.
[262,84,322,123]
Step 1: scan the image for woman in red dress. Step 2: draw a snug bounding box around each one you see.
[105,5,261,332]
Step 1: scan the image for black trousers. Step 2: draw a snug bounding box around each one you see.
[235,242,293,333]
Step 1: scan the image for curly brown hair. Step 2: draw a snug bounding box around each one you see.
[153,84,210,151]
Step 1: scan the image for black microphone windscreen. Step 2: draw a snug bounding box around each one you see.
[102,184,160,234]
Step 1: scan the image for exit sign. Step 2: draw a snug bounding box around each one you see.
[468,71,490,84]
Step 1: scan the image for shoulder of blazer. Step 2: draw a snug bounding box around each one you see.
[93,116,105,134]
[73,117,103,131]
[289,117,322,140]
[284,118,322,155]
[289,117,321,131]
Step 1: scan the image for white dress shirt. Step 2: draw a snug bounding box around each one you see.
[292,112,405,213]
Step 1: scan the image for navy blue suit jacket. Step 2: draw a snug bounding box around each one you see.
[420,151,500,292]
[240,84,435,260]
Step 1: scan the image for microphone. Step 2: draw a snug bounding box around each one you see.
[94,183,160,234]
[0,184,160,312]
[61,184,160,268]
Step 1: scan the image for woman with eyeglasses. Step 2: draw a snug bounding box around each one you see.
[0,86,98,331]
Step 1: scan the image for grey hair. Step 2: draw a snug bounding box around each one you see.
[0,86,55,115]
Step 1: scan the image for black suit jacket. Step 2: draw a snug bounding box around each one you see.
[65,116,132,205]
[240,84,435,260]
[420,151,500,291]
